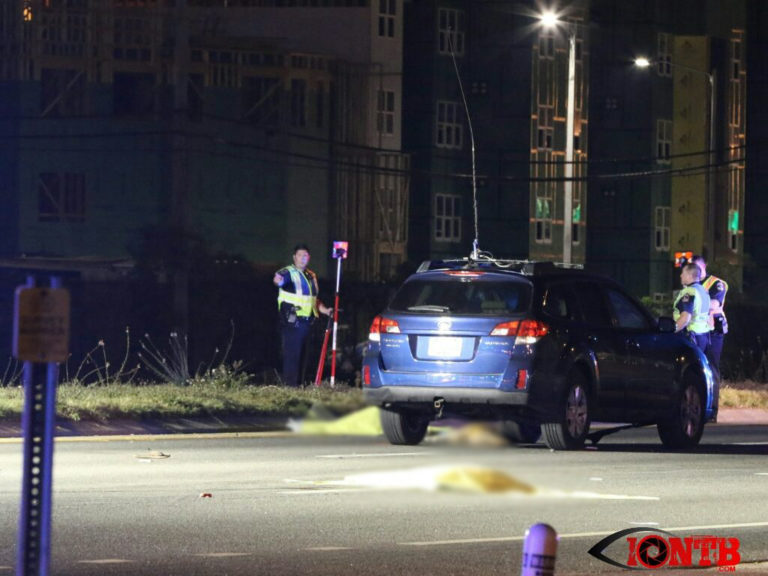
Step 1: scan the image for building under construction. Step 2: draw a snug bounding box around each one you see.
[0,0,409,282]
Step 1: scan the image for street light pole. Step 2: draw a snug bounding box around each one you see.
[707,68,716,260]
[563,27,576,265]
[540,11,576,264]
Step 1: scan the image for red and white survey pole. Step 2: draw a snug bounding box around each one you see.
[329,241,347,388]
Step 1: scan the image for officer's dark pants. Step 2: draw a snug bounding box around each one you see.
[690,332,710,354]
[707,331,724,373]
[281,319,311,387]
[691,331,720,415]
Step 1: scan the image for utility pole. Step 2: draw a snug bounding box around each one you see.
[171,0,190,337]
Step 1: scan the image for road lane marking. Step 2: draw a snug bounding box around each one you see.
[629,521,659,525]
[279,488,372,495]
[400,521,768,547]
[77,559,133,564]
[194,553,252,558]
[316,452,429,458]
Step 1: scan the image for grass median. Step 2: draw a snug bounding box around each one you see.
[0,380,366,422]
[0,379,765,423]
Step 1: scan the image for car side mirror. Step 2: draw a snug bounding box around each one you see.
[658,316,675,333]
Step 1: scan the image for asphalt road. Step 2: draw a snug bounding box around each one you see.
[1,424,768,575]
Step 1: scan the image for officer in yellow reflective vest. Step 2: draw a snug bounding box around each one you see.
[273,244,331,387]
[691,254,728,375]
[673,263,711,354]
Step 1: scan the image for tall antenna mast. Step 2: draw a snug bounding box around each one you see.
[447,29,480,260]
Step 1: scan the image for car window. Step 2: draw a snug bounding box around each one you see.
[570,282,612,327]
[541,282,576,321]
[606,288,650,330]
[388,278,531,315]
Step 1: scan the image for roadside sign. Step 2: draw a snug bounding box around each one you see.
[13,286,70,363]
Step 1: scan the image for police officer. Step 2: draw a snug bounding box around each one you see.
[273,244,330,387]
[691,254,728,374]
[673,262,711,354]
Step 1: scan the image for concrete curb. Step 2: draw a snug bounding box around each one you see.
[1,408,766,439]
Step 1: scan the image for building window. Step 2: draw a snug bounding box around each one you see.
[242,76,280,125]
[377,90,395,134]
[538,29,554,60]
[209,50,238,87]
[537,105,553,150]
[435,193,461,242]
[114,17,152,62]
[436,100,463,149]
[728,168,742,253]
[657,33,671,77]
[572,187,582,245]
[290,78,306,127]
[38,172,86,223]
[113,72,155,116]
[378,0,395,38]
[534,196,552,243]
[731,37,742,80]
[656,119,672,163]
[438,8,464,55]
[315,81,325,128]
[654,206,670,251]
[40,68,85,117]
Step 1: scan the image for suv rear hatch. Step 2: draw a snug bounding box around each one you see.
[372,272,537,379]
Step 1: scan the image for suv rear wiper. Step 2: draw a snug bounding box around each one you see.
[407,305,451,313]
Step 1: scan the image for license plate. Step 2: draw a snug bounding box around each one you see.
[428,337,463,358]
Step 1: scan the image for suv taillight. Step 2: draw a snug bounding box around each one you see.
[490,319,549,344]
[369,315,400,342]
[515,319,549,344]
[490,321,519,336]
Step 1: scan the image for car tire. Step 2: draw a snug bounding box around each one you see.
[380,408,429,445]
[499,421,542,444]
[657,377,706,450]
[542,372,591,451]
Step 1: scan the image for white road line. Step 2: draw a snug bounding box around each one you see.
[77,559,134,564]
[628,521,660,525]
[279,488,371,495]
[316,452,430,458]
[399,521,768,547]
[194,553,252,558]
[305,547,354,552]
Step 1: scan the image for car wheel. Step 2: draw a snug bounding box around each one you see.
[499,421,542,444]
[542,372,591,450]
[657,377,706,450]
[380,408,429,445]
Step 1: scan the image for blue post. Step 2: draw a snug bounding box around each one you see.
[16,275,61,576]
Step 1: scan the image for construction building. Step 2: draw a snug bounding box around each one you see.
[0,0,409,283]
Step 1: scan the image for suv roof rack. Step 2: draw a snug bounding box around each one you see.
[416,255,583,275]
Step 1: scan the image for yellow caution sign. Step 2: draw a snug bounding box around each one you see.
[13,286,70,363]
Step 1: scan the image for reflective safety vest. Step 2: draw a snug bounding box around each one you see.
[673,283,711,334]
[702,274,728,323]
[277,266,319,318]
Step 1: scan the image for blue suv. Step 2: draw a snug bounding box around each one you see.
[362,258,717,451]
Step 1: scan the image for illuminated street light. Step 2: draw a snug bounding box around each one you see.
[539,11,576,264]
[634,56,717,259]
